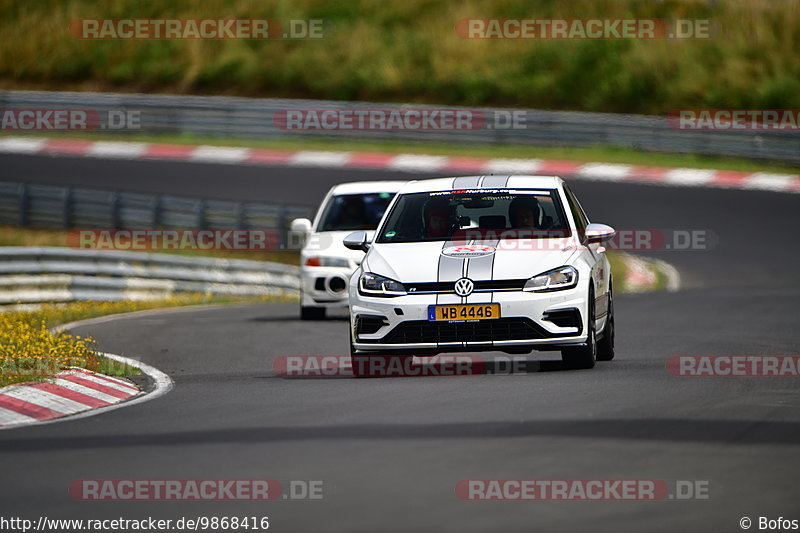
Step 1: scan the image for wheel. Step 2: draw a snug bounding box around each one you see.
[596,282,615,361]
[300,306,326,320]
[561,286,596,370]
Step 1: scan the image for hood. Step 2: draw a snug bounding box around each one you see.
[364,239,580,282]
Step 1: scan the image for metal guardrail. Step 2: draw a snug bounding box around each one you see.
[1,90,799,164]
[0,247,299,304]
[0,180,313,248]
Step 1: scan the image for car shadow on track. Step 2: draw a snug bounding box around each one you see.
[270,356,579,379]
[249,315,350,322]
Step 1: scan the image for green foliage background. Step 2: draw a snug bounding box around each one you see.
[0,0,797,114]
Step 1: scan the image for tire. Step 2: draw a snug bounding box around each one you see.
[561,286,597,370]
[596,283,615,361]
[300,306,326,320]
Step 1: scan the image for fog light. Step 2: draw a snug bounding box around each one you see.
[328,276,347,293]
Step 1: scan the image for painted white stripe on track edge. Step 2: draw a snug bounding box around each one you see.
[70,368,139,390]
[741,173,798,192]
[0,137,46,153]
[387,154,447,172]
[48,378,126,404]
[483,158,543,174]
[87,141,148,158]
[0,386,87,414]
[189,145,251,163]
[290,151,351,167]
[59,371,138,394]
[0,406,38,426]
[663,168,716,186]
[577,163,633,181]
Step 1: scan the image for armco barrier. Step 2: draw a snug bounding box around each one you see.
[0,247,299,304]
[0,180,314,249]
[1,90,798,163]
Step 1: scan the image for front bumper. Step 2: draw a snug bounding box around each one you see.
[300,266,353,308]
[350,284,589,352]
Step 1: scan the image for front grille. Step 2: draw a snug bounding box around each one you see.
[379,318,564,344]
[406,279,527,294]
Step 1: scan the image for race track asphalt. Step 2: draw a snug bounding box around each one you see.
[1,153,798,532]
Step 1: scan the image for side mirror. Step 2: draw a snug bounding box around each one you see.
[290,218,313,233]
[584,223,616,244]
[343,231,370,252]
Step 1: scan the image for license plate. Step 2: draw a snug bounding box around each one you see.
[428,304,501,322]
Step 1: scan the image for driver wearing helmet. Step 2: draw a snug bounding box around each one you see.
[508,196,541,229]
[423,197,453,238]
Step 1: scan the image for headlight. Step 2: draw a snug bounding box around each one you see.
[305,256,350,268]
[524,266,578,292]
[359,272,406,297]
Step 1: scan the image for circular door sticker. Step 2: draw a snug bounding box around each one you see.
[441,245,496,258]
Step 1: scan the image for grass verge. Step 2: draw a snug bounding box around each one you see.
[1,1,798,115]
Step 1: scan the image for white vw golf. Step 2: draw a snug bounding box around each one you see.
[344,175,616,373]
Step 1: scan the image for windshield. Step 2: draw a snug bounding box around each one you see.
[316,192,396,232]
[376,190,571,243]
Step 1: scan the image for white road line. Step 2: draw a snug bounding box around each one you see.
[663,168,716,186]
[87,141,148,159]
[483,158,543,174]
[49,378,122,403]
[290,151,352,167]
[1,386,87,414]
[189,145,251,164]
[387,154,447,172]
[0,406,38,425]
[0,137,46,153]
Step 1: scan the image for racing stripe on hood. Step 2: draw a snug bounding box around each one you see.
[466,240,499,279]
[452,176,482,189]
[480,175,510,188]
[465,239,499,303]
[436,240,466,305]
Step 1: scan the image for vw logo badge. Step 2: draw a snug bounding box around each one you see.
[454,278,474,297]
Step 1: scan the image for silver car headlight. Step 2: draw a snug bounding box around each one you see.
[524,266,578,292]
[359,272,407,297]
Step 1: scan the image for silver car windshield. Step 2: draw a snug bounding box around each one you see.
[376,190,571,243]
[317,192,396,232]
